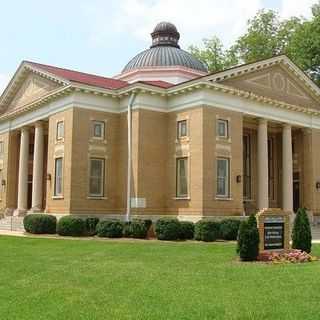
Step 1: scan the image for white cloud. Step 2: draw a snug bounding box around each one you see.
[83,0,264,48]
[0,74,9,96]
[280,0,317,19]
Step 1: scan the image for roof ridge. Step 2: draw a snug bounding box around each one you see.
[24,60,128,84]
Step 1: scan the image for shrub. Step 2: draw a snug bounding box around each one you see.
[96,220,124,238]
[85,217,100,236]
[237,214,259,261]
[23,214,57,234]
[220,219,241,240]
[155,218,180,240]
[144,219,153,231]
[194,220,220,242]
[123,219,148,239]
[292,208,312,253]
[57,216,86,236]
[179,221,194,240]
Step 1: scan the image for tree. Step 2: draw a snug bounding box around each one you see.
[189,36,238,73]
[292,208,312,253]
[237,214,260,261]
[231,10,282,64]
[285,13,320,84]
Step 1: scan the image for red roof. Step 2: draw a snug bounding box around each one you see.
[24,61,175,91]
[25,61,129,90]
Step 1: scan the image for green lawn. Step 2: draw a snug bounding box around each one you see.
[0,236,320,320]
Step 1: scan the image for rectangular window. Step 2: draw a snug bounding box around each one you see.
[217,119,229,138]
[176,157,188,197]
[0,141,4,154]
[54,158,63,196]
[56,121,64,140]
[216,158,230,197]
[243,135,251,199]
[89,158,105,197]
[177,120,187,139]
[92,121,105,139]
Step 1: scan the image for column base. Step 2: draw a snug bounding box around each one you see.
[13,208,27,217]
[29,207,43,213]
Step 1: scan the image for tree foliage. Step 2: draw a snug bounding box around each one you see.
[189,3,320,84]
[292,208,312,253]
[189,36,237,73]
[237,215,260,261]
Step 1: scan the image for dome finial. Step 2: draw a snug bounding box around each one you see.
[150,21,180,48]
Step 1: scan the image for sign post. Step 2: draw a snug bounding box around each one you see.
[256,209,290,253]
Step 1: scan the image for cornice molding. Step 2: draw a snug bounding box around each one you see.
[0,57,320,123]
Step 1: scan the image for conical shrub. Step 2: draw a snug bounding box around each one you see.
[237,214,260,261]
[292,208,312,253]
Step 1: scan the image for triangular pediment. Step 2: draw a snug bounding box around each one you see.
[7,72,60,112]
[204,56,320,110]
[0,61,69,115]
[220,65,319,109]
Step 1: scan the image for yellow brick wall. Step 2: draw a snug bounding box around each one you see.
[45,109,74,213]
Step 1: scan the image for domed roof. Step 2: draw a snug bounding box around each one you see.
[122,22,208,73]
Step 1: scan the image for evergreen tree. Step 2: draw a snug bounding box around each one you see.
[292,208,312,253]
[237,214,260,261]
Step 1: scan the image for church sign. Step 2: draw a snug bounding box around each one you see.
[263,217,284,250]
[256,209,290,253]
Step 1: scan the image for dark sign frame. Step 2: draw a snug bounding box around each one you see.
[264,222,284,250]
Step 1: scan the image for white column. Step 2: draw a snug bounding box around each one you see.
[31,121,44,211]
[14,127,30,215]
[282,124,293,212]
[257,119,269,210]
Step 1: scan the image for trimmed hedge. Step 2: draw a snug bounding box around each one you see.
[57,216,86,236]
[292,208,312,253]
[219,219,241,240]
[85,217,100,236]
[194,220,220,242]
[96,220,123,238]
[237,214,259,261]
[179,221,195,240]
[23,214,57,234]
[155,218,180,240]
[123,219,148,239]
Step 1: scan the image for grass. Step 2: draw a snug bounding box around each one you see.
[0,236,320,320]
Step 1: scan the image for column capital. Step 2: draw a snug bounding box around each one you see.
[20,126,30,133]
[34,121,44,128]
[282,123,292,130]
[258,118,268,125]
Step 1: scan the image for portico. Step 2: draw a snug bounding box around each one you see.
[243,118,299,216]
[13,121,48,215]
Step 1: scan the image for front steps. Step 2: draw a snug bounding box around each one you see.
[0,216,24,231]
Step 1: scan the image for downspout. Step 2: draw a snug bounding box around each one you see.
[125,92,137,222]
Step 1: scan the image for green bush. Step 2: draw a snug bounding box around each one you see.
[194,220,220,242]
[23,214,57,234]
[57,216,86,236]
[237,214,259,261]
[85,217,100,236]
[144,219,153,231]
[96,220,123,238]
[220,219,241,240]
[155,218,180,240]
[123,219,148,239]
[178,221,194,240]
[292,208,312,253]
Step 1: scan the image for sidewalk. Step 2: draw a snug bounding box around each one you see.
[1,229,320,243]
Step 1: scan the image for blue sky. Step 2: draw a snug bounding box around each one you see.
[0,0,317,93]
